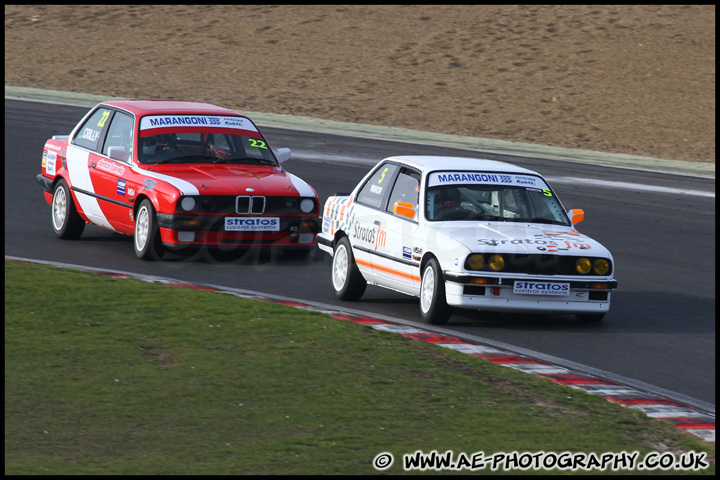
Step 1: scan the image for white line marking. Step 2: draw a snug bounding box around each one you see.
[293,152,714,198]
[546,176,714,198]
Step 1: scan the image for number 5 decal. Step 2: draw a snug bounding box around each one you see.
[378,167,389,184]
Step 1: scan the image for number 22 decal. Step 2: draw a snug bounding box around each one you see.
[98,111,110,128]
[248,139,267,149]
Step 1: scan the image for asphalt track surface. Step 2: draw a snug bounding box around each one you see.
[5,98,715,412]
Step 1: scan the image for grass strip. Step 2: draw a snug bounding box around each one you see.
[4,261,714,474]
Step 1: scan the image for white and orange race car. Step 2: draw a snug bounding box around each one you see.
[37,100,320,260]
[317,156,617,324]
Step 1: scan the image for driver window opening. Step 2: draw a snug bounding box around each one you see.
[386,168,420,219]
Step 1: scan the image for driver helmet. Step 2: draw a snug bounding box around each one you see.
[438,187,461,206]
[142,136,157,155]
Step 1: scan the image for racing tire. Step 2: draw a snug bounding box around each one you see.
[332,236,366,301]
[419,257,453,324]
[134,199,165,260]
[576,313,605,323]
[51,179,85,239]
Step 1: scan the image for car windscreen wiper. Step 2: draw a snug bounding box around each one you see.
[149,155,217,164]
[474,216,566,225]
[526,217,568,225]
[213,157,276,165]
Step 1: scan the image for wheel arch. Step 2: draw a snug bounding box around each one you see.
[331,229,349,249]
[133,193,154,220]
[50,173,72,195]
[51,174,87,219]
[419,251,441,276]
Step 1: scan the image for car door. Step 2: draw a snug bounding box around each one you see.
[350,162,401,286]
[88,110,136,233]
[370,166,422,295]
[65,106,114,228]
[350,163,422,295]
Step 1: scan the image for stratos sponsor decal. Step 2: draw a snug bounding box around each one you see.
[514,281,570,296]
[225,217,280,231]
[428,171,549,190]
[352,219,387,250]
[140,115,259,133]
[479,231,591,251]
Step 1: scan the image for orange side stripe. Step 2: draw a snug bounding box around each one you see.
[355,258,421,282]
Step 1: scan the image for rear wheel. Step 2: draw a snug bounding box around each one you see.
[134,199,165,260]
[332,236,366,300]
[51,179,85,239]
[419,257,453,324]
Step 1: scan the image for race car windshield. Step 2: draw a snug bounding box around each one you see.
[426,184,570,225]
[138,131,277,165]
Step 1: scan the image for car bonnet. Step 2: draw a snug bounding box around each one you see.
[430,221,612,257]
[146,164,314,197]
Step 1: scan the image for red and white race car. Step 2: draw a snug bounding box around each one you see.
[36,100,320,260]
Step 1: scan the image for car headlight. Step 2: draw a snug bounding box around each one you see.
[488,254,505,271]
[284,198,298,211]
[576,258,592,274]
[300,198,315,213]
[179,196,197,212]
[199,197,216,211]
[593,258,610,275]
[466,253,485,270]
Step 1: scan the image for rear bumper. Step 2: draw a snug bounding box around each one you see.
[317,232,333,252]
[36,174,53,193]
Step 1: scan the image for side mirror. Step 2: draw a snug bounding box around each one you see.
[393,202,416,220]
[108,146,130,163]
[568,208,585,225]
[275,147,291,164]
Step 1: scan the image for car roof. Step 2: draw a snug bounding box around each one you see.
[100,99,246,117]
[384,155,541,176]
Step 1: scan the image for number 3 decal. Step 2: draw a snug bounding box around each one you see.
[248,139,267,149]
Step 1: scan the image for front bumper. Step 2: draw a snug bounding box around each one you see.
[444,273,616,314]
[156,213,321,248]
